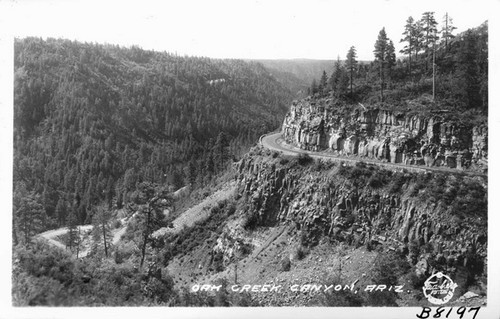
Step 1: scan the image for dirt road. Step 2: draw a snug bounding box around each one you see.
[38,221,128,258]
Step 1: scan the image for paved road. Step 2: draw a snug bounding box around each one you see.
[260,132,486,177]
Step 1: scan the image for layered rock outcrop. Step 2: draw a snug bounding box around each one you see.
[282,97,488,171]
[235,152,487,277]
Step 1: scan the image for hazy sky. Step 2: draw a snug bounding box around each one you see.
[3,0,493,60]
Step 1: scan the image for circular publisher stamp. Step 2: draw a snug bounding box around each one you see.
[422,272,458,305]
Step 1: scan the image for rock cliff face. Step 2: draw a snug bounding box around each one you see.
[235,150,487,278]
[282,97,488,171]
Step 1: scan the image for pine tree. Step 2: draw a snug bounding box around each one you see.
[318,70,329,95]
[440,12,457,48]
[67,209,80,255]
[329,57,348,97]
[205,149,215,176]
[55,197,67,226]
[413,20,425,63]
[92,204,112,258]
[185,158,197,187]
[421,12,439,51]
[136,183,170,268]
[374,28,389,101]
[338,69,349,98]
[105,176,114,208]
[420,12,439,71]
[400,16,415,75]
[345,46,358,95]
[385,40,396,87]
[13,185,45,246]
[214,131,229,172]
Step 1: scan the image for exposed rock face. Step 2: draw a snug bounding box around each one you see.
[235,152,487,277]
[213,229,251,266]
[282,98,488,171]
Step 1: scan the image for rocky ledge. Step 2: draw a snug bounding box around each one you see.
[282,97,487,172]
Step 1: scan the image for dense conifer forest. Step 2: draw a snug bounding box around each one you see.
[13,37,292,235]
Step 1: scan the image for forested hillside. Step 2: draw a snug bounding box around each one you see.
[13,37,293,237]
[306,19,488,115]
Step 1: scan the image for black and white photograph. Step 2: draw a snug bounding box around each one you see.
[0,0,498,318]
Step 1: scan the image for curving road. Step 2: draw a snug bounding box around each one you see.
[38,217,130,258]
[260,132,486,177]
[38,225,94,257]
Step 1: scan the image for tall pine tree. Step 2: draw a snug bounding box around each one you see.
[13,185,45,246]
[329,57,348,98]
[413,20,425,63]
[135,182,170,268]
[91,204,112,258]
[440,12,457,48]
[213,131,230,172]
[400,16,416,75]
[67,209,81,257]
[374,28,389,101]
[385,40,396,88]
[421,12,439,51]
[318,70,329,95]
[345,46,358,96]
[420,12,439,71]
